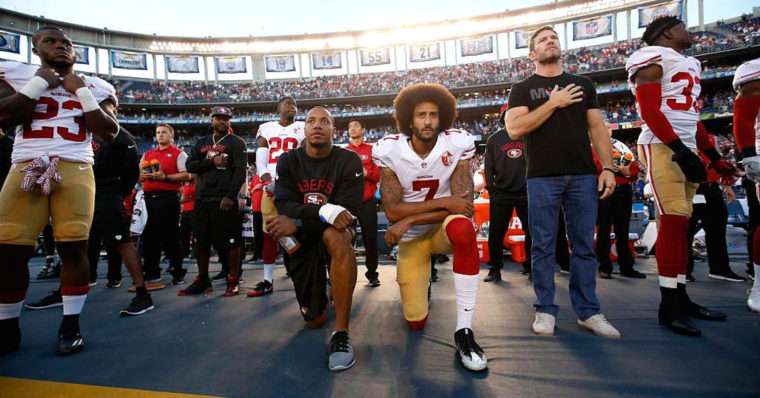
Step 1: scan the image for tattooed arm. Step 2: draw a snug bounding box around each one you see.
[449,159,474,203]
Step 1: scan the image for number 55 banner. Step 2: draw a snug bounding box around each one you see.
[360,48,391,66]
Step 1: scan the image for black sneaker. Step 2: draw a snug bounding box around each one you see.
[484,268,501,282]
[120,294,154,316]
[326,331,355,371]
[57,330,84,356]
[708,270,747,282]
[106,280,122,289]
[367,276,381,287]
[598,271,613,279]
[620,269,646,279]
[178,276,212,296]
[455,328,487,372]
[24,291,62,310]
[211,271,227,281]
[36,260,61,280]
[0,318,21,354]
[246,280,274,297]
[170,268,188,285]
[686,274,696,282]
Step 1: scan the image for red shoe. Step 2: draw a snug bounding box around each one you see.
[246,280,273,297]
[178,276,212,296]
[225,275,240,297]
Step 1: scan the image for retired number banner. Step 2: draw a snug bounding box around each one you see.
[312,52,342,70]
[166,55,199,73]
[638,1,682,28]
[265,55,297,72]
[461,36,494,57]
[111,50,148,70]
[74,46,89,65]
[573,15,613,41]
[216,56,247,74]
[409,43,441,63]
[0,32,20,54]
[514,30,535,49]
[360,48,391,66]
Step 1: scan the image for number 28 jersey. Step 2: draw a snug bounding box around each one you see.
[0,60,117,164]
[373,129,475,242]
[626,46,702,148]
[256,120,305,179]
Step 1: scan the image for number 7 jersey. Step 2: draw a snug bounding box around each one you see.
[0,60,117,164]
[256,120,305,180]
[373,129,475,241]
[626,45,702,148]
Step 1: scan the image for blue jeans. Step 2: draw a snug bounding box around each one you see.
[527,174,601,320]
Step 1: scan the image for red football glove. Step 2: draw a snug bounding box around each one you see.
[709,159,740,185]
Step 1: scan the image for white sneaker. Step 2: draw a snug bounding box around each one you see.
[748,288,760,313]
[577,314,621,339]
[532,313,555,336]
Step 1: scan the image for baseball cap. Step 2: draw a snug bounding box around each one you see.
[211,106,232,118]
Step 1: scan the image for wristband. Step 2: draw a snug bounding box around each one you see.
[702,148,722,162]
[163,174,168,182]
[19,76,49,100]
[75,87,100,112]
[602,167,616,175]
[319,203,352,225]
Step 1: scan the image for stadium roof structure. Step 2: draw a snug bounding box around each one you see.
[2,0,667,54]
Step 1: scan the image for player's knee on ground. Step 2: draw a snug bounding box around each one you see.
[407,315,428,331]
[322,227,352,254]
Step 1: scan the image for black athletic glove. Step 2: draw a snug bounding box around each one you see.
[667,139,706,183]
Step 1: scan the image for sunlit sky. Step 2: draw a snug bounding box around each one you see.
[2,0,756,38]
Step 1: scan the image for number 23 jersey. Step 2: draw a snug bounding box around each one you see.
[0,60,117,164]
[373,129,475,241]
[256,120,305,179]
[626,46,702,148]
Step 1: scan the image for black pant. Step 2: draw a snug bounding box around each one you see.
[743,177,760,270]
[488,196,531,268]
[687,183,730,275]
[42,223,55,256]
[252,211,263,259]
[88,196,131,283]
[357,198,379,279]
[88,231,123,283]
[557,209,570,270]
[180,210,194,259]
[597,183,635,273]
[142,192,182,280]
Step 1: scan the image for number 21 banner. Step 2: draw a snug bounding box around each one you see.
[409,43,441,63]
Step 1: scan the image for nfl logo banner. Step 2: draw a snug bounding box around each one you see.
[461,36,494,57]
[0,32,20,54]
[74,46,89,65]
[265,55,296,72]
[573,15,613,41]
[216,56,247,74]
[111,50,148,70]
[409,43,441,63]
[166,55,199,73]
[360,48,391,66]
[312,52,342,70]
[638,1,682,28]
[514,30,536,49]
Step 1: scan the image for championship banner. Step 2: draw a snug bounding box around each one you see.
[360,48,391,66]
[265,55,296,72]
[110,50,148,70]
[0,32,20,54]
[514,30,535,49]
[166,55,199,73]
[215,56,247,74]
[460,36,494,57]
[409,43,441,63]
[74,46,89,65]
[573,15,613,41]
[638,1,682,28]
[311,52,342,70]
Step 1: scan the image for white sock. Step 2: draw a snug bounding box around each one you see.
[453,273,478,332]
[0,301,23,320]
[658,275,678,288]
[754,264,760,288]
[62,294,87,316]
[264,264,274,282]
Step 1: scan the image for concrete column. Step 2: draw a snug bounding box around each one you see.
[613,13,618,43]
[698,0,704,31]
[626,9,632,42]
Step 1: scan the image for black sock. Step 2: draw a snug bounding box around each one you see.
[136,286,148,297]
[59,314,80,336]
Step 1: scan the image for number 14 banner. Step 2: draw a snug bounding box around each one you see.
[312,52,342,70]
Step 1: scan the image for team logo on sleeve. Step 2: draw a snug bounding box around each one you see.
[441,151,454,167]
[304,193,327,205]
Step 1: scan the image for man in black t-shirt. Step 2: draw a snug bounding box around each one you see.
[269,106,363,371]
[483,103,531,282]
[506,26,619,339]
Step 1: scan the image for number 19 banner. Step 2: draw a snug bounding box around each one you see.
[265,55,297,73]
[360,48,391,66]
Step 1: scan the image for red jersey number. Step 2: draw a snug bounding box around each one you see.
[268,137,299,163]
[412,179,440,201]
[666,72,700,113]
[23,96,87,142]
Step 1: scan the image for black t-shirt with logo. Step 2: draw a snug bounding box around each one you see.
[507,72,600,179]
[484,128,527,200]
[274,146,364,233]
[92,128,140,199]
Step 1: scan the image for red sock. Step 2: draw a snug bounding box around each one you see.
[656,214,690,278]
[262,233,277,264]
[445,218,480,275]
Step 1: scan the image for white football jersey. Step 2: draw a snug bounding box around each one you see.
[626,46,702,148]
[373,129,476,242]
[256,120,305,179]
[732,59,760,153]
[0,61,117,164]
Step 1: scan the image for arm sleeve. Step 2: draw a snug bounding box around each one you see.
[225,138,247,200]
[636,83,680,145]
[185,139,215,174]
[484,137,494,191]
[274,152,322,221]
[175,151,188,173]
[364,148,380,184]
[695,122,717,153]
[507,81,530,109]
[733,96,760,157]
[333,151,365,217]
